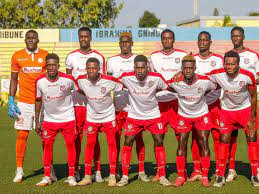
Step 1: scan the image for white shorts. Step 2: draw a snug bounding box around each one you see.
[14,102,35,130]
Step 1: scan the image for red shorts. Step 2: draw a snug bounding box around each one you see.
[116,111,128,130]
[208,99,220,129]
[41,120,77,141]
[124,117,164,136]
[75,106,86,133]
[219,107,253,134]
[159,100,178,132]
[175,113,212,134]
[84,120,117,136]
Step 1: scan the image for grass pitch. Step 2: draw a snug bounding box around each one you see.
[0,106,258,193]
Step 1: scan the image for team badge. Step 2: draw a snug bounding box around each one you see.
[204,117,208,124]
[220,122,224,127]
[210,61,216,67]
[38,58,43,63]
[148,81,154,88]
[244,58,250,64]
[128,124,132,129]
[17,117,24,124]
[43,130,48,137]
[239,81,245,87]
[88,126,93,133]
[112,120,116,128]
[179,120,184,126]
[60,85,66,91]
[101,87,106,94]
[198,87,203,93]
[175,58,180,64]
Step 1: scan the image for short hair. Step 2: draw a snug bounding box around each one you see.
[182,55,196,64]
[46,53,59,63]
[224,51,240,64]
[231,26,245,36]
[78,27,92,37]
[134,55,148,64]
[25,30,38,37]
[198,31,211,40]
[161,29,175,40]
[120,32,132,40]
[86,57,100,66]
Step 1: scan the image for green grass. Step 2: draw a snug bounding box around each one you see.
[0,106,258,194]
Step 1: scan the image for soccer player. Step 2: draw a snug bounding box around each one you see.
[207,51,259,187]
[116,55,171,187]
[225,26,259,182]
[35,53,77,186]
[189,31,224,181]
[150,29,187,181]
[65,27,105,182]
[8,30,52,183]
[106,32,148,182]
[168,55,216,187]
[77,57,122,187]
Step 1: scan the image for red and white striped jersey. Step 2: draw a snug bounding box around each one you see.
[207,68,256,111]
[193,53,224,105]
[150,49,187,102]
[168,75,216,118]
[65,49,105,106]
[119,72,168,120]
[77,74,123,123]
[36,72,78,123]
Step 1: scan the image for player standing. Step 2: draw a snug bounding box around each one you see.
[189,31,224,181]
[150,29,187,181]
[77,58,122,186]
[224,26,259,182]
[206,51,259,187]
[35,53,77,186]
[116,55,171,187]
[106,32,149,181]
[65,27,105,182]
[8,30,52,182]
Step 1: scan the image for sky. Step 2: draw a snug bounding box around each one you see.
[114,0,259,27]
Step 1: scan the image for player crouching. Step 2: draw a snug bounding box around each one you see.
[35,54,78,186]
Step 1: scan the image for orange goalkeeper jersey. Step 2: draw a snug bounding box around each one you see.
[11,48,48,104]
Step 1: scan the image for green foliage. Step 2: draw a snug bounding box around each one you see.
[0,0,123,28]
[138,10,160,28]
[222,15,235,27]
[249,12,259,16]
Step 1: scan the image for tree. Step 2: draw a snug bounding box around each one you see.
[138,10,160,28]
[0,0,123,28]
[222,15,235,27]
[213,8,219,16]
[249,12,259,16]
[0,0,44,28]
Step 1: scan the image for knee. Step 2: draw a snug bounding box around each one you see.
[154,137,163,147]
[86,135,97,145]
[220,135,231,144]
[124,136,134,146]
[247,136,257,143]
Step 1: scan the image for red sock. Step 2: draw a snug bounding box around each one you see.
[121,146,132,176]
[201,156,210,177]
[176,156,186,177]
[105,132,117,175]
[228,136,237,170]
[43,140,54,177]
[135,132,145,173]
[212,129,220,174]
[191,134,201,172]
[94,136,101,172]
[75,133,83,171]
[248,142,258,176]
[84,134,97,176]
[115,129,122,173]
[218,142,230,177]
[256,138,259,168]
[63,133,76,177]
[155,146,166,177]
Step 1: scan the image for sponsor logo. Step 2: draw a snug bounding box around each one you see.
[204,117,208,124]
[100,87,106,94]
[148,81,154,88]
[38,58,43,63]
[60,85,66,91]
[132,90,149,95]
[22,66,42,73]
[210,61,216,67]
[198,87,203,93]
[244,58,250,64]
[161,67,178,72]
[48,84,58,87]
[17,58,28,61]
[46,95,64,101]
[175,58,180,64]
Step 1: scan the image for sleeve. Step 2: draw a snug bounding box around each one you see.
[100,55,106,74]
[36,81,42,100]
[149,57,155,72]
[65,54,73,70]
[206,71,217,84]
[106,58,112,75]
[158,76,169,90]
[254,54,259,76]
[112,78,123,92]
[247,75,256,89]
[11,53,19,72]
[207,80,217,91]
[71,77,79,91]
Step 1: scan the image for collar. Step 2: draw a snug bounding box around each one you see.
[25,48,39,55]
